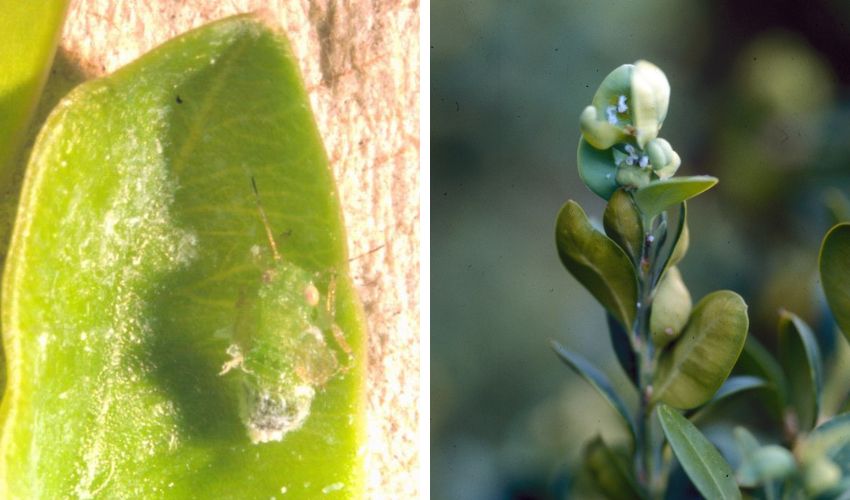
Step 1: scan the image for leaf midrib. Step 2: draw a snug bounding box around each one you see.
[171,37,251,175]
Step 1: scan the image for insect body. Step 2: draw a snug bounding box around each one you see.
[220,178,350,444]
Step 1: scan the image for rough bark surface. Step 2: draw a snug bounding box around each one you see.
[58,1,420,497]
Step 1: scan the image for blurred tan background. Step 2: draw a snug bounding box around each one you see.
[54,1,420,497]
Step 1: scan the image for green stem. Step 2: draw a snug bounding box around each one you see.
[634,218,659,497]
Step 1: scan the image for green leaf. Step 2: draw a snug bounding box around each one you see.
[806,412,850,463]
[633,176,718,218]
[556,200,637,328]
[778,310,823,431]
[606,313,638,387]
[736,445,796,487]
[551,342,636,440]
[650,266,692,348]
[735,428,793,497]
[652,291,749,409]
[604,188,644,263]
[657,404,741,499]
[0,15,365,498]
[819,223,850,344]
[735,335,788,414]
[0,0,69,177]
[664,203,689,274]
[687,376,768,423]
[631,61,670,148]
[583,435,644,499]
[577,138,619,200]
[0,0,70,396]
[708,376,768,406]
[806,413,850,494]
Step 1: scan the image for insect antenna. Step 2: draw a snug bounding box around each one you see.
[250,176,282,262]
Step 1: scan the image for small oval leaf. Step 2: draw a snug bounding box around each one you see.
[577,138,619,200]
[778,310,823,431]
[652,291,749,409]
[633,176,718,218]
[657,404,741,500]
[604,188,644,263]
[820,223,850,345]
[551,341,636,440]
[556,200,638,328]
[650,266,692,348]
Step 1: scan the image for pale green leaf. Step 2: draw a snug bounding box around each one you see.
[0,15,365,498]
[633,176,718,218]
[603,188,643,263]
[0,0,70,396]
[652,291,748,409]
[650,266,691,348]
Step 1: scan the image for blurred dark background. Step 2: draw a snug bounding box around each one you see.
[431,0,850,498]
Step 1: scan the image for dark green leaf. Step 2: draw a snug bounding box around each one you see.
[0,16,365,497]
[820,223,850,345]
[607,313,638,388]
[633,176,718,218]
[551,342,636,440]
[712,376,768,404]
[735,335,788,414]
[652,291,749,409]
[583,435,644,499]
[657,404,741,499]
[656,203,688,285]
[577,138,619,200]
[778,310,823,431]
[556,200,638,328]
[687,376,767,421]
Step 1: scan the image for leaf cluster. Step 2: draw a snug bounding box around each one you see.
[553,62,850,499]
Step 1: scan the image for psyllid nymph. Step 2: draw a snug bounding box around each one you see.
[219,178,352,443]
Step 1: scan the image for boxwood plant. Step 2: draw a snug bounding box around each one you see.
[554,61,850,499]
